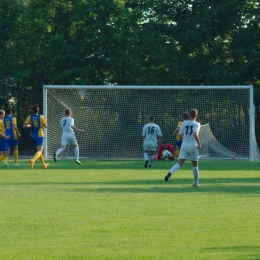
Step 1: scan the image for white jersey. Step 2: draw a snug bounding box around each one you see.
[142,123,162,146]
[179,120,201,149]
[60,117,75,137]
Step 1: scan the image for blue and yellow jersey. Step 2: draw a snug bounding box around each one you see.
[4,116,18,140]
[0,120,5,137]
[176,121,183,141]
[24,114,46,138]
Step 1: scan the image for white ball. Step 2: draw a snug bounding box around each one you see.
[162,150,171,157]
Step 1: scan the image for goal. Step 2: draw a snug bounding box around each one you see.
[43,85,260,161]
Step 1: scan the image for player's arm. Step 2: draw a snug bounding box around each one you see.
[71,126,85,133]
[13,125,21,137]
[173,127,180,136]
[158,135,162,145]
[0,132,7,138]
[40,115,48,128]
[0,128,10,139]
[168,144,174,155]
[193,132,201,149]
[23,116,31,128]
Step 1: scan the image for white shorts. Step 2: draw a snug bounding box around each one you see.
[143,143,157,152]
[179,146,199,162]
[61,136,78,146]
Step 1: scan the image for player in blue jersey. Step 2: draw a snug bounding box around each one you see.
[23,104,49,169]
[3,108,21,167]
[0,110,10,164]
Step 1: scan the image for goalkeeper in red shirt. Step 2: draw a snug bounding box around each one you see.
[156,140,175,161]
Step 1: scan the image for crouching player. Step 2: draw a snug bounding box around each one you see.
[156,141,175,161]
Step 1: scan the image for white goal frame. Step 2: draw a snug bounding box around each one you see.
[43,85,256,161]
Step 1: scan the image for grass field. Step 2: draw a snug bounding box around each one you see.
[0,159,260,260]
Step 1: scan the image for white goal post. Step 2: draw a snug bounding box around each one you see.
[43,85,259,161]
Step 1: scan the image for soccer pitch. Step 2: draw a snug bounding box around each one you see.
[0,159,260,260]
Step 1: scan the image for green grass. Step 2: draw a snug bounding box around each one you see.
[1,159,260,260]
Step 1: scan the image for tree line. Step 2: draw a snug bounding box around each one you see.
[0,0,260,151]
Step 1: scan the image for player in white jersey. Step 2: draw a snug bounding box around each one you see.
[142,115,162,168]
[165,109,201,187]
[54,108,85,165]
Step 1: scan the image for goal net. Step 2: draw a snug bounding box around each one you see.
[43,85,260,161]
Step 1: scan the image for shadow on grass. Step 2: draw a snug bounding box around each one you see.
[202,246,260,260]
[4,159,260,171]
[1,177,260,195]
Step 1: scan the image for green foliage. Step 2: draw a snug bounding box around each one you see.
[0,0,260,150]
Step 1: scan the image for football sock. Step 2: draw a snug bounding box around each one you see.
[0,155,6,163]
[149,156,153,165]
[14,150,18,164]
[4,156,9,163]
[143,152,148,161]
[170,163,180,174]
[56,148,63,156]
[74,146,79,160]
[193,166,199,184]
[175,149,180,159]
[39,154,45,166]
[32,151,42,161]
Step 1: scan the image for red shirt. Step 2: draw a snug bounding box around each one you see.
[158,144,174,157]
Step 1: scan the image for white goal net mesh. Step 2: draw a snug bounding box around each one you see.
[44,86,260,160]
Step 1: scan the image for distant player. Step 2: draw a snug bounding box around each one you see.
[142,115,162,168]
[23,104,49,169]
[0,110,10,164]
[157,141,175,161]
[54,108,85,165]
[173,112,189,162]
[165,109,201,187]
[3,108,21,167]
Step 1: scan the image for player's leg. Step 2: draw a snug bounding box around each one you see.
[3,140,11,167]
[165,149,186,182]
[175,147,180,160]
[0,138,9,164]
[143,143,149,168]
[190,150,199,187]
[54,138,67,162]
[148,147,157,167]
[13,140,19,166]
[70,137,81,165]
[0,151,9,163]
[175,140,182,163]
[4,149,10,168]
[30,138,44,169]
[143,151,149,167]
[74,144,81,165]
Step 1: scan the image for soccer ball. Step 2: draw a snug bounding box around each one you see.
[162,150,172,158]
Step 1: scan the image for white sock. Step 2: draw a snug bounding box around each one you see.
[170,163,180,174]
[56,148,63,156]
[149,156,153,165]
[193,166,199,184]
[143,152,148,161]
[74,147,79,160]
